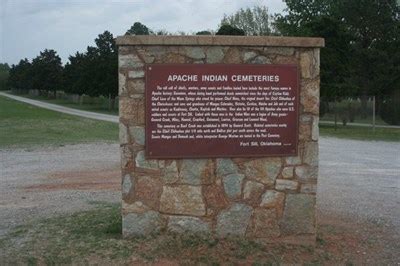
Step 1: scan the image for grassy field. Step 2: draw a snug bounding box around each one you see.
[320,114,388,126]
[1,94,398,148]
[15,93,118,115]
[0,96,118,148]
[0,202,368,265]
[320,124,400,142]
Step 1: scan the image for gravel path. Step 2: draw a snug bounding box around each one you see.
[0,143,120,237]
[1,137,399,247]
[0,92,118,123]
[318,137,400,237]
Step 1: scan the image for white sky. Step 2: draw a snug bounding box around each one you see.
[0,0,286,65]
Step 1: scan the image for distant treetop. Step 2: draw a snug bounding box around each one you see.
[126,22,152,35]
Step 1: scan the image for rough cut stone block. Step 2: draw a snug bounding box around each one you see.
[128,70,145,79]
[179,159,208,185]
[135,151,158,170]
[273,55,298,64]
[135,176,162,209]
[119,123,128,145]
[312,49,320,77]
[243,51,258,62]
[120,145,133,170]
[122,174,133,196]
[122,201,149,214]
[301,183,318,194]
[203,184,229,210]
[264,47,294,56]
[223,47,241,63]
[123,211,162,237]
[299,124,311,141]
[281,194,316,235]
[184,47,205,59]
[248,208,280,238]
[301,79,319,115]
[300,114,313,123]
[135,48,155,63]
[216,203,253,237]
[137,99,145,125]
[168,216,210,234]
[250,55,271,64]
[312,116,319,141]
[119,54,144,68]
[260,190,284,209]
[164,53,187,63]
[206,47,225,63]
[119,72,126,95]
[119,97,138,121]
[300,51,318,79]
[127,79,145,94]
[222,173,245,199]
[275,179,298,191]
[161,161,179,184]
[129,126,145,145]
[216,158,238,177]
[243,158,281,186]
[303,142,318,167]
[160,185,205,216]
[243,181,264,202]
[285,156,301,166]
[282,166,294,179]
[295,165,318,182]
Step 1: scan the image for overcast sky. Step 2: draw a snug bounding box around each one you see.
[0,0,286,65]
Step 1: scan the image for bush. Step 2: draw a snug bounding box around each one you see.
[216,24,245,36]
[380,99,400,125]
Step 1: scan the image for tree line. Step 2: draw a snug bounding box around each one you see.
[3,0,399,121]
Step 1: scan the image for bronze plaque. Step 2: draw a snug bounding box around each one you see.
[145,64,299,158]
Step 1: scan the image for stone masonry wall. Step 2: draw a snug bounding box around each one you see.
[117,36,322,245]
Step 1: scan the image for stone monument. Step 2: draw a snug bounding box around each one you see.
[116,35,324,245]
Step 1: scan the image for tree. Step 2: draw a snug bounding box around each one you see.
[8,59,33,92]
[0,63,10,90]
[66,31,118,109]
[221,6,272,35]
[337,0,400,116]
[156,29,171,35]
[196,30,212,35]
[216,24,245,35]
[126,22,152,35]
[31,49,63,95]
[63,52,87,95]
[274,0,332,36]
[93,30,118,108]
[275,0,400,115]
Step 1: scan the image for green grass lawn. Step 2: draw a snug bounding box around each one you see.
[320,114,388,126]
[0,202,352,265]
[15,93,119,115]
[320,124,400,142]
[0,96,118,148]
